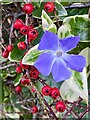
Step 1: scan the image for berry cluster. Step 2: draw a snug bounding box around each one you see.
[2,45,13,58]
[41,85,66,112]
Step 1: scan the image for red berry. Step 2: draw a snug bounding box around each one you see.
[23,3,34,14]
[44,2,55,13]
[20,60,29,69]
[56,101,66,112]
[41,85,51,96]
[31,106,38,114]
[16,66,22,73]
[6,45,13,52]
[14,19,24,29]
[2,50,9,58]
[31,87,35,93]
[21,79,30,86]
[28,25,34,30]
[28,29,38,42]
[20,25,29,35]
[51,87,60,99]
[15,86,22,93]
[17,42,26,50]
[30,67,39,79]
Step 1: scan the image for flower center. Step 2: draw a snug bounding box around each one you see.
[56,50,62,57]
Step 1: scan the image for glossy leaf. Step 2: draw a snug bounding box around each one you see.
[22,44,44,65]
[63,15,90,41]
[60,68,88,103]
[9,37,25,62]
[14,73,22,86]
[55,1,67,16]
[58,25,73,39]
[42,10,57,33]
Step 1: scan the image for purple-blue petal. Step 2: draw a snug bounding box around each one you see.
[38,31,59,51]
[34,52,55,76]
[52,59,72,82]
[59,36,80,52]
[62,54,86,72]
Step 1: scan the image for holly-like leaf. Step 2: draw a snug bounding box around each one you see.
[22,44,44,66]
[55,0,67,16]
[60,68,88,103]
[9,37,25,62]
[63,15,90,41]
[58,25,73,39]
[42,10,57,33]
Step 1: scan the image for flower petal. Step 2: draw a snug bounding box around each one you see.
[59,36,80,52]
[38,31,59,51]
[62,54,86,72]
[52,59,71,82]
[34,52,55,76]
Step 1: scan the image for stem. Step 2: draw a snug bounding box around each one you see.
[62,98,82,120]
[78,105,90,120]
[9,16,15,45]
[54,10,60,28]
[26,71,58,119]
[25,14,29,50]
[0,63,16,70]
[65,3,90,9]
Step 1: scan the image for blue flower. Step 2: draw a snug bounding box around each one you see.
[34,31,86,82]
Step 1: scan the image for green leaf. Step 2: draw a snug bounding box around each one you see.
[80,47,90,67]
[60,68,88,103]
[14,73,22,86]
[63,15,90,42]
[42,10,57,33]
[58,25,73,39]
[22,44,44,65]
[9,37,25,62]
[0,49,6,62]
[55,1,67,16]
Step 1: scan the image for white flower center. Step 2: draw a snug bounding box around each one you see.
[56,50,62,57]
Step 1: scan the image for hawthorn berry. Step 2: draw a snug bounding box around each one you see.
[44,2,55,13]
[17,42,26,50]
[31,87,35,93]
[21,79,30,86]
[2,50,9,58]
[6,45,13,52]
[15,86,22,93]
[28,28,38,42]
[20,25,29,35]
[28,25,34,30]
[23,3,34,14]
[31,106,38,114]
[56,101,66,112]
[51,87,60,99]
[16,66,22,73]
[30,67,39,79]
[41,85,51,96]
[14,19,24,29]
[20,60,29,69]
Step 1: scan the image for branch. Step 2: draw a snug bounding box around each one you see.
[65,2,90,9]
[78,105,90,119]
[62,98,82,120]
[0,63,16,70]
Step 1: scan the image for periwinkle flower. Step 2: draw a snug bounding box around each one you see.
[34,31,86,82]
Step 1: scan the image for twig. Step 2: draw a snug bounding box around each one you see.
[27,71,58,120]
[65,3,90,9]
[62,98,82,120]
[0,63,16,70]
[78,105,90,120]
[54,10,60,28]
[9,16,15,45]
